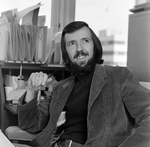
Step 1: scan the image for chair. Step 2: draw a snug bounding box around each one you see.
[5,126,39,147]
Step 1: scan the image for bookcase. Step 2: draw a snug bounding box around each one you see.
[0,61,71,133]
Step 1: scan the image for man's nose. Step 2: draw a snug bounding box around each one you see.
[76,42,83,51]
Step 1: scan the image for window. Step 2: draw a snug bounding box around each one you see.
[75,0,135,36]
[51,0,75,34]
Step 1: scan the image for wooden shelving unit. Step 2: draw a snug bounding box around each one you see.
[0,61,71,133]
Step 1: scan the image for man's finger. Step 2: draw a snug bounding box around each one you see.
[41,73,48,86]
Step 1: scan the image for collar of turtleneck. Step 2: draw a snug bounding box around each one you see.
[75,69,94,84]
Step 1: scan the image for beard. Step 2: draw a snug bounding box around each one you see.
[70,54,96,75]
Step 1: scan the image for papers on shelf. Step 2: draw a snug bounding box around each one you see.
[18,3,43,25]
[38,15,46,27]
[1,8,18,23]
[7,89,27,104]
[0,25,9,61]
[44,28,54,63]
[0,23,48,62]
[0,3,63,65]
[45,31,63,64]
[4,74,27,104]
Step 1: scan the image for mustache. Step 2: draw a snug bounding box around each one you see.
[73,50,89,59]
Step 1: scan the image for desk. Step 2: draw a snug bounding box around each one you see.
[0,130,14,147]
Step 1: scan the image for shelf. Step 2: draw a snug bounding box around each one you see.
[4,103,18,115]
[0,60,71,132]
[0,61,66,70]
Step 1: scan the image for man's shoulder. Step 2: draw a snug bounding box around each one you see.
[102,64,130,73]
[96,64,132,78]
[54,76,74,88]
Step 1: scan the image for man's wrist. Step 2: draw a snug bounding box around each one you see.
[25,89,37,103]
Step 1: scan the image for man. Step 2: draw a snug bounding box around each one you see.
[18,21,150,147]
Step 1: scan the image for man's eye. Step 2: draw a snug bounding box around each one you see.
[83,39,90,43]
[67,42,75,47]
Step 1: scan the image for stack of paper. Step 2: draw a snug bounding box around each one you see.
[0,3,63,65]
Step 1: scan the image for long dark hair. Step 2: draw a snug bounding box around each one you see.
[61,21,104,70]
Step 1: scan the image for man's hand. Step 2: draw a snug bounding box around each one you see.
[25,72,56,103]
[27,72,50,90]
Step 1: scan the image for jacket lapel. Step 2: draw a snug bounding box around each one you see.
[88,65,107,110]
[86,65,116,147]
[50,77,76,125]
[32,77,76,147]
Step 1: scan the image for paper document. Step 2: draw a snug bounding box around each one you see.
[0,25,9,61]
[0,3,51,63]
[0,130,14,147]
[17,3,43,25]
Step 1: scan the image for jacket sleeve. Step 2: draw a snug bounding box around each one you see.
[17,91,52,133]
[120,67,150,147]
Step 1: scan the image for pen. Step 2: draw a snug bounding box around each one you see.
[37,70,57,103]
[47,70,57,78]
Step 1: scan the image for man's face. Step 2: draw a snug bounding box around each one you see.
[65,27,94,68]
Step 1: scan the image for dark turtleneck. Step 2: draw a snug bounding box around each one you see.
[60,70,94,144]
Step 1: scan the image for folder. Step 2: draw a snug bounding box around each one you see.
[35,26,47,62]
[17,3,43,25]
[53,32,62,64]
[6,23,13,60]
[26,25,32,61]
[37,15,46,27]
[17,24,25,61]
[0,25,9,61]
[44,28,54,64]
[41,26,47,61]
[12,23,19,60]
[35,27,42,61]
[21,25,32,61]
[1,8,18,23]
[32,25,38,61]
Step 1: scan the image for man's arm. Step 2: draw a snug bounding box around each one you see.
[18,92,51,133]
[120,67,150,147]
[17,72,57,133]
